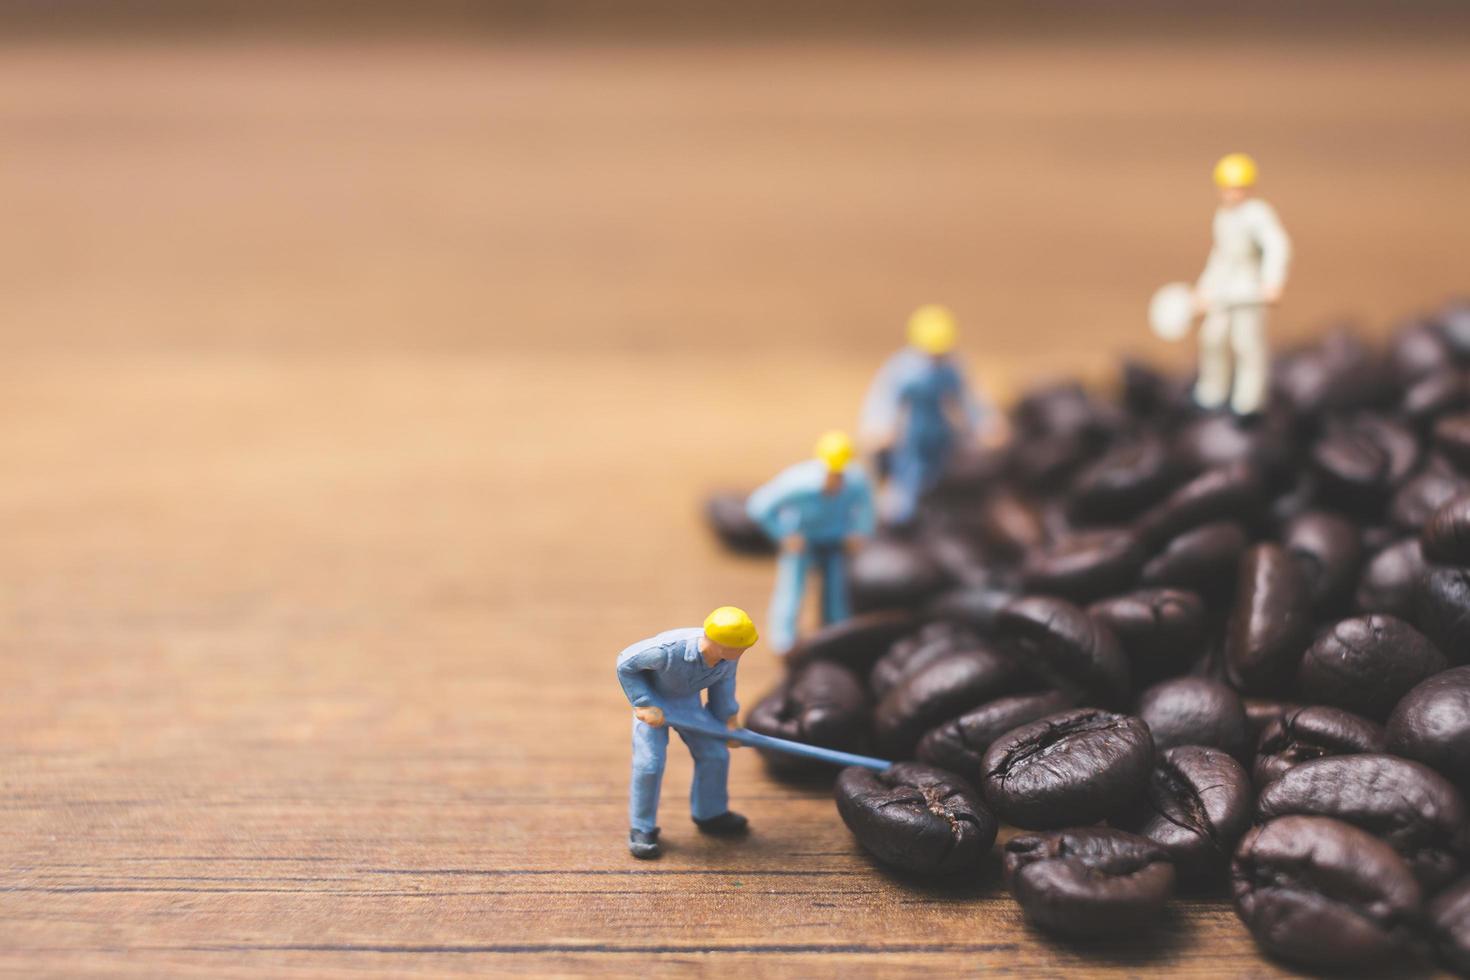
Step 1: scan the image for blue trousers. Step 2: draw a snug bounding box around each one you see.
[629,702,730,833]
[768,541,847,654]
[887,434,952,525]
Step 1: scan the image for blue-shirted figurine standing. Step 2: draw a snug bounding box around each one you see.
[616,606,759,859]
[746,431,875,654]
[860,305,989,526]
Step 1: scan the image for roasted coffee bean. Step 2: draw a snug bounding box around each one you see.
[849,535,950,613]
[1311,414,1420,512]
[1443,299,1470,361]
[1361,523,1399,554]
[1121,745,1253,882]
[1387,666,1470,791]
[974,492,1047,558]
[1390,317,1454,384]
[915,689,1074,784]
[923,584,1017,634]
[1391,466,1469,532]
[703,490,776,554]
[1281,510,1362,614]
[1401,367,1470,427]
[1273,327,1392,419]
[982,708,1153,828]
[1139,521,1246,596]
[1242,698,1302,743]
[1014,381,1113,442]
[1422,490,1470,564]
[869,621,979,699]
[834,763,996,876]
[874,647,1031,758]
[1136,462,1265,548]
[1019,528,1143,602]
[1415,563,1470,661]
[994,596,1130,706]
[1232,815,1424,971]
[784,610,919,675]
[1087,588,1206,683]
[1136,677,1250,761]
[1253,705,1386,787]
[1013,433,1095,492]
[745,661,869,775]
[1068,438,1177,523]
[1003,827,1175,939]
[918,526,996,588]
[1429,876,1470,976]
[1297,615,1447,719]
[1354,536,1427,618]
[1225,543,1312,695]
[1435,411,1470,471]
[1255,753,1469,890]
[1171,412,1293,480]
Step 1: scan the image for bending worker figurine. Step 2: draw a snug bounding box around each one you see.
[1193,153,1292,416]
[746,431,875,654]
[860,305,989,525]
[616,606,759,859]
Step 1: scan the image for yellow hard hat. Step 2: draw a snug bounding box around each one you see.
[704,606,758,649]
[813,430,855,472]
[1213,153,1258,189]
[907,304,958,355]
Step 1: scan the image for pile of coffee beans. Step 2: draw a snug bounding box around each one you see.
[708,302,1470,973]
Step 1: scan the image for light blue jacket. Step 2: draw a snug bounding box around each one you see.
[745,460,876,545]
[616,627,739,722]
[860,348,987,447]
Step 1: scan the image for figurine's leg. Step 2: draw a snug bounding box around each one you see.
[1229,307,1269,416]
[885,447,922,525]
[767,548,810,654]
[1194,310,1232,409]
[818,543,850,626]
[679,727,730,822]
[629,717,669,833]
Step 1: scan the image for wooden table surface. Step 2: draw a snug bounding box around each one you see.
[2,35,1467,977]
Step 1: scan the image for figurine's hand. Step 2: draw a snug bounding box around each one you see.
[781,533,806,554]
[633,705,665,727]
[1259,284,1283,304]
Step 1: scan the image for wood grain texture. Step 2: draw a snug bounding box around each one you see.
[1,35,1467,977]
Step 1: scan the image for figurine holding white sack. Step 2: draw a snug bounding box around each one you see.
[1150,153,1292,417]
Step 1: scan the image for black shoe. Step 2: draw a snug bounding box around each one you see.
[628,827,661,859]
[694,811,748,836]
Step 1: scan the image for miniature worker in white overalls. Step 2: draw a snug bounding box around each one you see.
[1192,153,1292,417]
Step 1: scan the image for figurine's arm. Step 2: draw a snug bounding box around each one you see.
[847,470,877,539]
[949,362,990,438]
[1195,240,1228,304]
[858,354,903,449]
[746,474,800,542]
[1253,201,1292,302]
[616,643,668,710]
[706,669,739,724]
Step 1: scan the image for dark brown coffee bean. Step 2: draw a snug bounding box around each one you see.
[1242,698,1302,743]
[923,584,1018,635]
[1136,462,1265,548]
[1297,615,1447,720]
[973,492,1047,558]
[1273,326,1392,419]
[1020,528,1143,602]
[1004,827,1175,939]
[1087,588,1207,684]
[1013,433,1096,492]
[745,661,869,776]
[784,610,919,676]
[1253,705,1386,787]
[1422,490,1470,564]
[1391,466,1469,533]
[1281,510,1362,614]
[869,621,978,700]
[874,647,1031,758]
[1429,876,1470,975]
[1256,753,1469,890]
[918,526,997,589]
[1232,816,1424,971]
[1435,411,1470,472]
[1387,665,1470,791]
[1121,745,1253,883]
[1136,676,1250,761]
[1442,299,1470,361]
[982,708,1153,828]
[1402,368,1470,428]
[994,596,1130,707]
[1311,414,1420,512]
[1139,521,1247,596]
[834,763,996,876]
[1225,543,1312,695]
[1014,381,1113,442]
[848,535,950,613]
[915,689,1074,784]
[704,490,776,554]
[1068,438,1177,523]
[1171,412,1293,480]
[1415,563,1470,662]
[1355,536,1427,618]
[1390,317,1454,385]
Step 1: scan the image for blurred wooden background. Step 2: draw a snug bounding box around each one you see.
[0,18,1467,976]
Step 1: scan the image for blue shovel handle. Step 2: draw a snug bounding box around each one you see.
[659,707,892,773]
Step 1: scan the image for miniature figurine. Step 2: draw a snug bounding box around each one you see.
[1151,154,1292,417]
[616,606,758,859]
[859,305,990,525]
[746,431,875,654]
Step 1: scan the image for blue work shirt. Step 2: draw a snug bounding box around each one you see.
[616,627,740,722]
[859,348,987,446]
[745,460,876,545]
